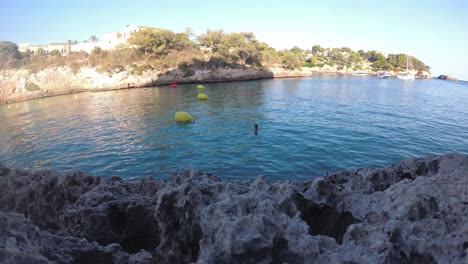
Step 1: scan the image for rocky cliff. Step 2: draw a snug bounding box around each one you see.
[0,66,313,104]
[0,153,467,263]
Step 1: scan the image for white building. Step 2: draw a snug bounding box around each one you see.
[18,42,70,55]
[99,25,162,50]
[70,42,100,53]
[19,25,161,55]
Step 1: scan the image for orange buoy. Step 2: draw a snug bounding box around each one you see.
[169,83,177,88]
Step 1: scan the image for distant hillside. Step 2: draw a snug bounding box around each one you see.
[1,28,430,77]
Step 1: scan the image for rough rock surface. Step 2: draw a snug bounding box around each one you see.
[437,75,459,81]
[0,67,314,104]
[0,154,467,263]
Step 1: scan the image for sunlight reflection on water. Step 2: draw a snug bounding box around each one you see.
[1,75,467,180]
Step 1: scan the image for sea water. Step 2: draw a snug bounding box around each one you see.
[1,75,467,181]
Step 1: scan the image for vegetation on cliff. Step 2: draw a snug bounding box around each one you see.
[0,28,430,75]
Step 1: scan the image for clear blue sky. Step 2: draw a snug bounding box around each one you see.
[1,0,467,80]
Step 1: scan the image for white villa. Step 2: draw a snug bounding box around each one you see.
[18,42,70,55]
[100,25,144,50]
[18,25,159,55]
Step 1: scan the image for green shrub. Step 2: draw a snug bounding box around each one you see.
[178,62,195,77]
[25,82,41,91]
[131,64,153,75]
[49,50,62,57]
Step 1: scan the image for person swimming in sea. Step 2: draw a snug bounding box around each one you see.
[254,124,259,135]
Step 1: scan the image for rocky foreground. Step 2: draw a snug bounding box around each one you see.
[0,154,467,263]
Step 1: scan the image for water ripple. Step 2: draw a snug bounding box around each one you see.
[1,76,467,180]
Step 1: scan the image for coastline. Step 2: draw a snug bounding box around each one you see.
[0,66,431,105]
[0,153,467,263]
[0,67,314,104]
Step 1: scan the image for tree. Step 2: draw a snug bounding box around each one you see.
[21,49,32,61]
[290,46,304,55]
[216,32,261,65]
[365,50,385,62]
[238,42,261,65]
[36,48,47,57]
[89,35,99,42]
[172,33,194,50]
[340,47,352,53]
[222,33,246,48]
[0,41,22,69]
[412,56,430,71]
[329,48,345,63]
[197,29,224,51]
[373,59,391,70]
[49,50,62,57]
[242,32,255,42]
[128,28,175,55]
[281,50,302,69]
[312,45,324,54]
[347,52,361,64]
[0,41,22,60]
[398,55,406,69]
[358,49,365,57]
[260,47,279,65]
[386,53,429,71]
[387,54,398,67]
[184,27,195,41]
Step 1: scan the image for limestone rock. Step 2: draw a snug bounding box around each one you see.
[438,74,459,81]
[0,67,313,104]
[0,211,151,264]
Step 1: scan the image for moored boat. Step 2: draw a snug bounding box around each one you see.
[397,56,416,80]
[352,72,368,76]
[378,71,391,79]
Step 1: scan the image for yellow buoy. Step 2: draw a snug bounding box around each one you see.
[197,85,205,91]
[175,111,194,122]
[198,93,208,100]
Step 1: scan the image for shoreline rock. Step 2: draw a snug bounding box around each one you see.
[0,65,438,105]
[437,74,459,81]
[0,67,314,104]
[0,153,467,263]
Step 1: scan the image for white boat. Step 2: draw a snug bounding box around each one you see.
[378,71,391,79]
[397,56,415,80]
[397,72,415,80]
[352,72,368,76]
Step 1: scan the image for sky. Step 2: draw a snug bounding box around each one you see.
[1,0,467,80]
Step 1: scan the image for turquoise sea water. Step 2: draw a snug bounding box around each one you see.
[1,75,467,181]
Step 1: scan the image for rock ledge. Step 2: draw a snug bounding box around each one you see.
[0,153,467,263]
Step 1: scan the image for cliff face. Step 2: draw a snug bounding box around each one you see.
[0,153,467,263]
[0,66,313,104]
